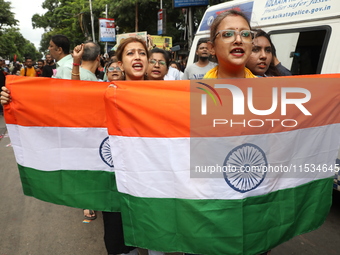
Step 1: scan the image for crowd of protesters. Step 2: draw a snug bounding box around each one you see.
[0,9,294,254]
[0,38,187,81]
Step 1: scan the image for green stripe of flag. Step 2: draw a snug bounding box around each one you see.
[120,178,333,255]
[18,165,121,212]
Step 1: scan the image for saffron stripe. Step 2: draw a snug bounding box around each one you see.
[104,77,340,138]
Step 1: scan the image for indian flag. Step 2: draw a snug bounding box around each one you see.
[104,77,340,255]
[4,76,119,211]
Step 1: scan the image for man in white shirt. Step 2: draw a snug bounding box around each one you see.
[182,38,217,80]
[162,50,181,80]
[164,65,181,80]
[48,34,73,79]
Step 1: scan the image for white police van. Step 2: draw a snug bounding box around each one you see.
[188,0,340,75]
[335,151,340,191]
[188,0,340,190]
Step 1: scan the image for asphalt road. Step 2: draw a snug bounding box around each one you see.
[0,115,339,255]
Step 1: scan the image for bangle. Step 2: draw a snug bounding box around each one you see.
[71,72,80,76]
[73,63,81,66]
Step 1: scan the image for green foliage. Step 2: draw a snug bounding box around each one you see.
[30,0,190,52]
[0,0,233,63]
[0,28,42,61]
[105,0,186,45]
[1,0,227,58]
[0,0,19,29]
[0,0,41,60]
[33,0,88,52]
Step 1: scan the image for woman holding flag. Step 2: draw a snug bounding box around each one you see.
[202,9,272,255]
[1,11,263,255]
[0,37,163,255]
[103,37,166,255]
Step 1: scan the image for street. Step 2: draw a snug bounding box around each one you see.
[0,115,339,255]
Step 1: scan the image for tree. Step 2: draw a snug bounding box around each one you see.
[0,28,42,62]
[0,1,41,60]
[32,0,91,52]
[0,0,19,29]
[105,0,185,43]
[32,0,185,50]
[31,0,227,54]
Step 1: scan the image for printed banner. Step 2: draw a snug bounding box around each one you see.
[173,0,209,8]
[198,0,339,32]
[116,31,147,47]
[255,0,338,25]
[99,18,116,42]
[150,35,172,50]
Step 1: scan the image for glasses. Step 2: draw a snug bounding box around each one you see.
[107,66,121,72]
[149,59,166,66]
[214,30,256,43]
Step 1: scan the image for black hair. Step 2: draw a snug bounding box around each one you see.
[108,50,116,58]
[252,29,281,76]
[105,57,119,71]
[169,61,180,71]
[197,38,210,50]
[51,35,70,54]
[99,56,105,67]
[210,9,251,43]
[149,47,170,68]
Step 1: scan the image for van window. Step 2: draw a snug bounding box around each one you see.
[269,26,331,75]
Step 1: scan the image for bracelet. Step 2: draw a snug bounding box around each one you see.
[73,63,81,66]
[71,72,80,76]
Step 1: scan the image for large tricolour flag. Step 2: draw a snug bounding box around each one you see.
[4,76,120,212]
[104,77,340,255]
[3,75,340,254]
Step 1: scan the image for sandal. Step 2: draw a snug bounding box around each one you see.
[83,209,97,220]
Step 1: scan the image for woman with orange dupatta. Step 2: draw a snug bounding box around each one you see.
[202,10,271,255]
[204,10,257,79]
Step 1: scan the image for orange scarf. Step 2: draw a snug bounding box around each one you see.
[203,66,257,79]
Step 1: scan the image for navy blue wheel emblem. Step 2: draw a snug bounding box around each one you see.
[99,137,114,167]
[223,143,267,193]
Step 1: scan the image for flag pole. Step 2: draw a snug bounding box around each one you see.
[89,0,96,42]
[105,4,108,54]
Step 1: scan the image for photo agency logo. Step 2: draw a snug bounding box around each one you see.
[191,80,315,190]
[196,82,223,114]
[196,81,312,128]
